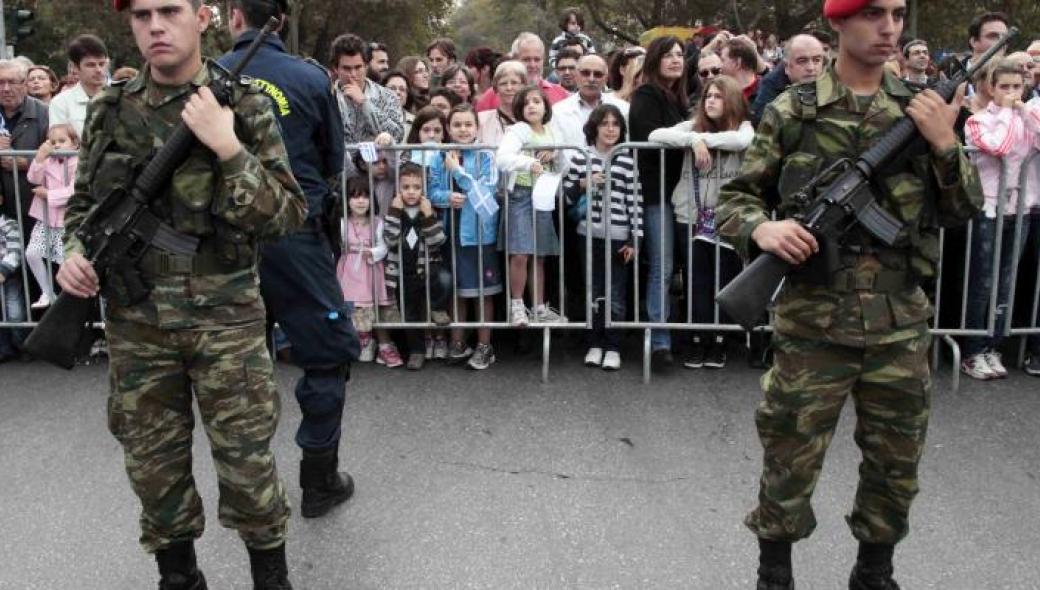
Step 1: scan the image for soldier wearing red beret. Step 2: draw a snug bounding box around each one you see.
[716,0,982,588]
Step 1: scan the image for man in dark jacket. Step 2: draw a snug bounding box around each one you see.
[750,34,827,125]
[0,59,48,232]
[222,0,360,521]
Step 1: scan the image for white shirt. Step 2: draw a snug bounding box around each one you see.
[552,91,630,150]
[48,83,94,137]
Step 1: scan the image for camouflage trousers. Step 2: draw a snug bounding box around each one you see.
[744,329,932,544]
[106,318,290,553]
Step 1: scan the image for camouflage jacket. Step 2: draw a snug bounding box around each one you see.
[63,60,307,329]
[716,66,982,346]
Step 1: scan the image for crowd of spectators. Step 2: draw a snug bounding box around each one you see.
[1,8,1040,381]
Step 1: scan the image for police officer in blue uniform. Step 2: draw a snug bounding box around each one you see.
[221,0,359,519]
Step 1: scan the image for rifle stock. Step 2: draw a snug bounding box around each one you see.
[24,292,98,370]
[716,253,791,330]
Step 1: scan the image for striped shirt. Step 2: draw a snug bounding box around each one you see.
[563,150,642,242]
[0,215,22,279]
[382,205,447,290]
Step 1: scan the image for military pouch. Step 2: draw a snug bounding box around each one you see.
[213,221,256,269]
[169,150,219,236]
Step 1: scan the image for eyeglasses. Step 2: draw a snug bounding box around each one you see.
[0,79,25,87]
[579,69,606,79]
[698,67,721,78]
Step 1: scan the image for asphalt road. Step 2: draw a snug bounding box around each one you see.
[1,341,1038,590]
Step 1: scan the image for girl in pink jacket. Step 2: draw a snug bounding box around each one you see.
[961,60,1040,380]
[26,123,79,308]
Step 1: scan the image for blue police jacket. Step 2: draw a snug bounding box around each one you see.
[219,30,344,221]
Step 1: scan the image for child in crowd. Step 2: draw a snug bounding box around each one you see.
[337,176,400,366]
[383,162,452,370]
[497,85,568,326]
[962,59,1040,380]
[25,123,78,308]
[563,104,641,371]
[649,75,754,370]
[406,106,451,360]
[0,213,25,362]
[429,104,501,370]
[548,7,597,69]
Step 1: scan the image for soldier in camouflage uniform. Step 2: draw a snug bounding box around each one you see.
[56,0,306,588]
[715,0,982,588]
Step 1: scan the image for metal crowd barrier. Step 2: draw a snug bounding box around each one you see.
[3,143,1039,390]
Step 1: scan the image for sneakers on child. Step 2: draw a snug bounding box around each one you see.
[448,341,473,364]
[510,299,529,326]
[431,310,451,327]
[467,343,496,370]
[406,353,425,371]
[703,340,727,369]
[376,344,404,368]
[683,338,706,369]
[533,304,567,323]
[961,353,995,380]
[1024,354,1040,376]
[433,338,449,360]
[584,347,604,367]
[30,295,52,309]
[983,351,1008,378]
[358,334,377,362]
[601,350,621,371]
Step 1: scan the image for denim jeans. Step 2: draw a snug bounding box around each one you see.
[0,275,27,356]
[583,237,629,352]
[964,213,1030,356]
[643,204,674,351]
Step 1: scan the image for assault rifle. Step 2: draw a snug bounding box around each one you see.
[715,27,1018,331]
[25,17,280,369]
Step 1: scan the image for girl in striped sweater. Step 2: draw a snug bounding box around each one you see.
[563,104,641,370]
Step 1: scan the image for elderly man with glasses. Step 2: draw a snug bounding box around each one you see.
[0,59,48,236]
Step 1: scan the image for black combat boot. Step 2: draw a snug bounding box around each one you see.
[155,540,207,590]
[248,544,293,590]
[757,539,795,590]
[299,447,355,518]
[848,543,901,590]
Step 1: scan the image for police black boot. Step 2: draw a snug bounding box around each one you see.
[155,540,207,590]
[848,543,901,590]
[757,539,795,590]
[299,447,354,518]
[247,544,293,590]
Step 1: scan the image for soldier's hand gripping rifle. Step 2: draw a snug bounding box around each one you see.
[24,17,280,370]
[715,27,1018,331]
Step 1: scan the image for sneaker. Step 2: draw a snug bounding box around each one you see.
[358,334,377,362]
[960,353,995,380]
[30,295,52,309]
[425,337,435,359]
[90,338,108,358]
[650,349,673,373]
[510,299,529,326]
[448,341,473,364]
[467,343,496,370]
[380,306,402,324]
[406,352,425,370]
[601,350,621,371]
[584,347,604,367]
[376,344,404,368]
[1025,354,1040,376]
[431,310,451,327]
[533,304,567,323]
[983,351,1008,378]
[683,339,706,369]
[433,338,449,360]
[703,341,727,369]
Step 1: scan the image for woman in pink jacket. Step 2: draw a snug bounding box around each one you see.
[25,123,79,308]
[961,60,1040,380]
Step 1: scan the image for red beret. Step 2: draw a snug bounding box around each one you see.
[113,0,130,9]
[823,0,871,18]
